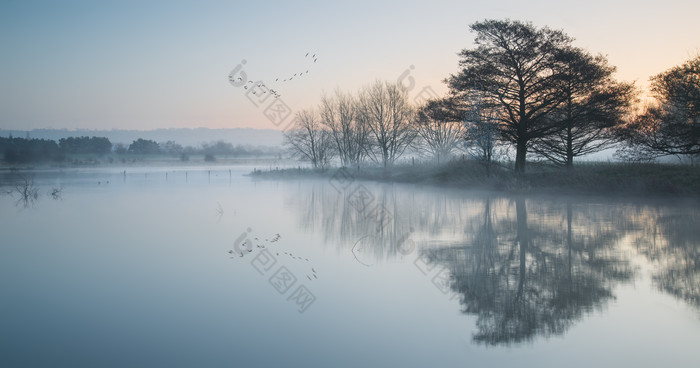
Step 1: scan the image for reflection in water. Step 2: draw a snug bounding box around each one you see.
[2,173,40,208]
[288,181,478,261]
[0,172,63,207]
[425,199,633,345]
[288,180,700,344]
[632,210,700,311]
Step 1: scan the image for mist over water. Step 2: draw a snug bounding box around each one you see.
[1,166,699,367]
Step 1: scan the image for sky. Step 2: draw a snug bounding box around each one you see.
[1,0,698,131]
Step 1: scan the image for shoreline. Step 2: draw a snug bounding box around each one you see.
[249,160,700,199]
[3,157,699,199]
[0,154,290,171]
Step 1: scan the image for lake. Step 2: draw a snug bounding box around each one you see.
[1,166,699,367]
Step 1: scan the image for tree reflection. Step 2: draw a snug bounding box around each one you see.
[288,180,480,262]
[286,179,700,342]
[425,198,633,345]
[633,209,700,311]
[1,173,63,208]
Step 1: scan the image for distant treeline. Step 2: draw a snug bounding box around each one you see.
[0,135,281,164]
[59,136,112,155]
[0,137,65,163]
[0,128,283,148]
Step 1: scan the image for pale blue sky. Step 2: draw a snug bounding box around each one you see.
[1,0,698,131]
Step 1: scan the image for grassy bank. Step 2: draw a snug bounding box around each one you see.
[250,160,700,197]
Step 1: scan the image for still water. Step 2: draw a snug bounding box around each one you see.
[1,166,699,367]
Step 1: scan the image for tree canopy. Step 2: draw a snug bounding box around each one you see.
[59,136,112,155]
[128,138,160,154]
[448,19,574,173]
[530,47,635,167]
[617,55,700,159]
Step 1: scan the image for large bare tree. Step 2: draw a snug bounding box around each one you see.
[283,109,335,169]
[413,97,466,164]
[357,80,417,169]
[462,90,508,175]
[320,89,368,167]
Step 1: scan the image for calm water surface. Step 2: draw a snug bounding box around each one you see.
[1,166,699,367]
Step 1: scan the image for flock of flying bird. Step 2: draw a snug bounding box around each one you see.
[231,52,318,99]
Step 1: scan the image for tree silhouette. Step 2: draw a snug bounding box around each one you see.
[283,109,335,169]
[357,80,416,169]
[617,55,700,159]
[1,137,63,163]
[58,136,112,155]
[412,97,466,164]
[127,138,160,154]
[447,19,573,174]
[530,48,635,168]
[320,89,369,167]
[461,90,508,175]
